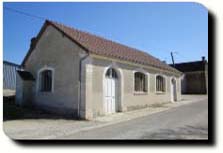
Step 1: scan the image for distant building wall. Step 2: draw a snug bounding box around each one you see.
[183,71,207,94]
[170,57,208,95]
[3,61,21,90]
[205,63,208,94]
[181,75,187,94]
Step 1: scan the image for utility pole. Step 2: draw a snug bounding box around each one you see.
[171,52,175,67]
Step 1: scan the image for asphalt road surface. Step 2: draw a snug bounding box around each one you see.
[63,98,208,139]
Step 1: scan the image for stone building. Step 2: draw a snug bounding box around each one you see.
[170,57,208,94]
[16,20,182,120]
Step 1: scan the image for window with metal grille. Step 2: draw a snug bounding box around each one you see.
[156,75,165,92]
[40,70,52,92]
[134,72,147,92]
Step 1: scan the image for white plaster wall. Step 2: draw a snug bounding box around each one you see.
[85,56,182,118]
[24,25,86,116]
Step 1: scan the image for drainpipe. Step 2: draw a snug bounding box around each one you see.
[77,53,89,119]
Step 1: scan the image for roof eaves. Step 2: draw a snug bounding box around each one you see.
[91,53,182,75]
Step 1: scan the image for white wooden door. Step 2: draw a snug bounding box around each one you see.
[105,77,116,114]
[105,68,117,114]
[111,79,116,113]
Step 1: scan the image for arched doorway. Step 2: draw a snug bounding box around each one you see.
[170,78,177,102]
[104,68,118,114]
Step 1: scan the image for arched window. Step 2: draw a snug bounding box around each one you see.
[39,69,53,92]
[156,75,166,92]
[105,68,118,79]
[134,72,147,92]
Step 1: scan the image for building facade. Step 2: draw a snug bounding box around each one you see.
[16,20,182,120]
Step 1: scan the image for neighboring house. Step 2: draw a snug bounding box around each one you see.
[16,20,182,120]
[170,57,208,94]
[3,61,21,90]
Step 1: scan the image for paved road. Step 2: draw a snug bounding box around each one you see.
[62,98,208,139]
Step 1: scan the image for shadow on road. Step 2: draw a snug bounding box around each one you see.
[141,125,208,140]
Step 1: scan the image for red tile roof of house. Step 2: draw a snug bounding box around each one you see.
[22,20,181,74]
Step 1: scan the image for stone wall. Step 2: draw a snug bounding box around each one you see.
[24,25,86,117]
[183,71,207,94]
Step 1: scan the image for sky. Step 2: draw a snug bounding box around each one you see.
[3,2,208,65]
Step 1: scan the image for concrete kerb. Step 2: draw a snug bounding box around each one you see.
[51,95,208,139]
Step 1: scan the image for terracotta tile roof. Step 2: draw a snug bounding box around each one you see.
[23,20,181,74]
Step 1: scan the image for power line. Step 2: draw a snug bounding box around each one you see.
[4,6,46,20]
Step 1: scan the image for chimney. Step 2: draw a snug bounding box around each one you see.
[202,56,205,61]
[30,37,36,49]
